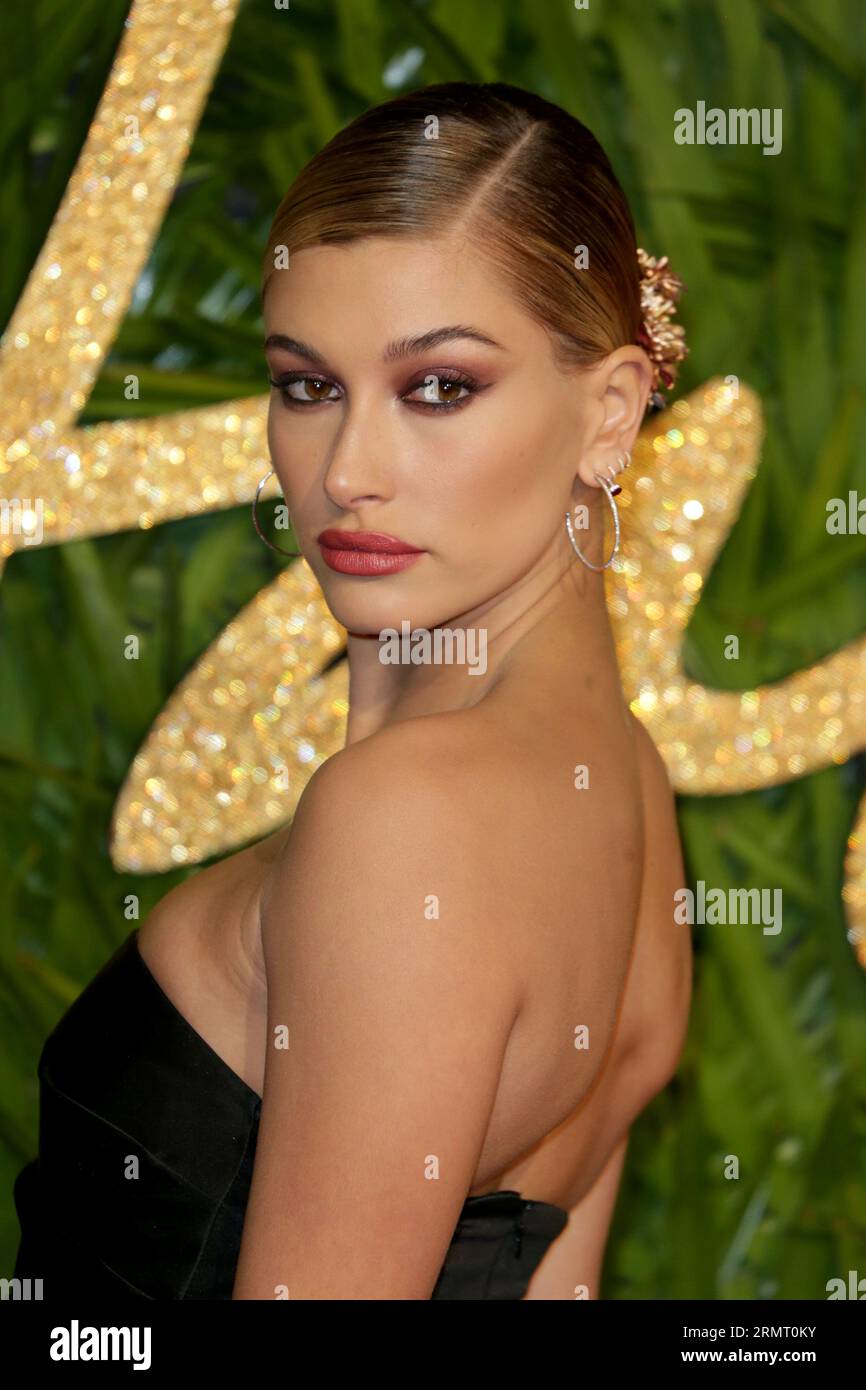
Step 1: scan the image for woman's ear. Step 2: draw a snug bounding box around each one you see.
[575,346,652,488]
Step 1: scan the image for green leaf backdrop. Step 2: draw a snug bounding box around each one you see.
[1,0,865,1298]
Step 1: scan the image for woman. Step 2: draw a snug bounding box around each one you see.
[14,80,692,1301]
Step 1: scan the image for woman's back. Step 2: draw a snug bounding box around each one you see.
[464,701,691,1205]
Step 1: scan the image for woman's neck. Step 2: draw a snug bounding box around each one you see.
[342,555,618,748]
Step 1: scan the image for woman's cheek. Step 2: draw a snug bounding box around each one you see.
[267,411,298,480]
[266,406,280,460]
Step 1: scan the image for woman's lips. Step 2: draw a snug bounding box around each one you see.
[316,529,426,576]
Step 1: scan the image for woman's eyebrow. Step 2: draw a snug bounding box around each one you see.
[382,325,506,360]
[264,334,327,365]
[264,325,505,366]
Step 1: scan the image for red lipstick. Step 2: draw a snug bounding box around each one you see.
[316,529,426,576]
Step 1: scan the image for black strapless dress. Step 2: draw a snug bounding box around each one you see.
[13,929,568,1300]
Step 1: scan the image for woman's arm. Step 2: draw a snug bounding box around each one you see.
[232,723,524,1300]
[522,1132,630,1300]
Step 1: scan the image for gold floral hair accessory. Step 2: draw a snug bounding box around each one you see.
[636,247,688,408]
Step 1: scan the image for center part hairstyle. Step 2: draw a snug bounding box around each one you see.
[261,80,686,404]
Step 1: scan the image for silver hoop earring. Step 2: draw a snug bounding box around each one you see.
[565,473,622,572]
[252,469,302,557]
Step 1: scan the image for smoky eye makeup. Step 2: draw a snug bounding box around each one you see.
[267,365,492,413]
[401,367,485,411]
[267,372,340,406]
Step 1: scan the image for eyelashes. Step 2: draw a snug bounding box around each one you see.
[269,375,340,405]
[267,370,482,413]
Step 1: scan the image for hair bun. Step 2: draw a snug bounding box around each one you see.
[636,248,688,407]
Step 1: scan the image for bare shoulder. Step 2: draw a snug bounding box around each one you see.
[266,708,511,891]
[259,708,531,990]
[298,708,496,802]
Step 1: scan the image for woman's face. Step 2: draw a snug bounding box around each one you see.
[263,230,605,636]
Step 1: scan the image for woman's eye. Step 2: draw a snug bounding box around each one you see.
[269,375,340,406]
[269,371,479,411]
[404,373,476,409]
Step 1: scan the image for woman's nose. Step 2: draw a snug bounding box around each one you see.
[321,406,396,510]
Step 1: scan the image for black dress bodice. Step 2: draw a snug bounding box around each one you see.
[13,930,568,1300]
